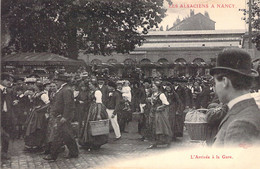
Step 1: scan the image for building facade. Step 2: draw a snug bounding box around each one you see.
[78,30,245,78]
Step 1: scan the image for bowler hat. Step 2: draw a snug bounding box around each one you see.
[27,74,40,78]
[210,49,259,77]
[107,81,117,89]
[54,75,71,82]
[1,73,14,81]
[43,79,51,86]
[116,80,124,84]
[97,76,106,81]
[143,78,151,84]
[14,77,24,83]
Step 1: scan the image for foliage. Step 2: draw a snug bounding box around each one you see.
[2,0,167,59]
[252,0,260,50]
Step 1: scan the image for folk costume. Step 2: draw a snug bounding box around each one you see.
[24,90,49,150]
[165,88,182,141]
[79,89,109,149]
[149,92,172,147]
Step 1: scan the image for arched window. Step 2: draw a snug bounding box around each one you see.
[107,59,117,64]
[124,58,135,65]
[193,58,205,64]
[158,58,169,64]
[140,58,151,64]
[91,59,102,65]
[175,58,186,63]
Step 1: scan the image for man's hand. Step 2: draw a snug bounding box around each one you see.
[60,117,67,123]
[13,100,19,105]
[45,113,49,119]
[156,106,164,111]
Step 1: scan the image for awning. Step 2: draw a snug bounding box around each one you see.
[2,52,86,66]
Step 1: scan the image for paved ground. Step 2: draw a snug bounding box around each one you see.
[1,121,198,169]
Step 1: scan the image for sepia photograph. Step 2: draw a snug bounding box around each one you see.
[1,0,260,168]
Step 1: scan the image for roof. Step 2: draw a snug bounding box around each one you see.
[168,13,215,31]
[2,52,86,66]
[146,29,246,36]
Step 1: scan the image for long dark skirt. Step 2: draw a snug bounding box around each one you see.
[24,105,48,148]
[46,114,57,143]
[79,103,109,149]
[175,114,184,137]
[117,110,132,132]
[75,103,90,133]
[154,106,172,145]
[168,105,176,140]
[140,104,154,141]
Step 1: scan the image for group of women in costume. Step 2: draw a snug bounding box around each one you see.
[15,76,188,152]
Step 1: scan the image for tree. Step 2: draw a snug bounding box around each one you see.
[252,0,260,50]
[2,0,167,59]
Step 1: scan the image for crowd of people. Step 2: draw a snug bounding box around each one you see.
[1,49,260,161]
[0,66,217,160]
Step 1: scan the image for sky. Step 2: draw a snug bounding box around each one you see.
[159,0,248,30]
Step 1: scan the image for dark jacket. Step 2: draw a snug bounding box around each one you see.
[113,90,123,115]
[50,84,75,122]
[166,89,182,115]
[1,87,15,132]
[105,90,116,109]
[197,86,211,108]
[213,99,260,147]
[176,85,193,109]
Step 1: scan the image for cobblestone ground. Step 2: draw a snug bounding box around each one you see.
[1,121,198,169]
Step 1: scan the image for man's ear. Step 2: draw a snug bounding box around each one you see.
[222,77,231,88]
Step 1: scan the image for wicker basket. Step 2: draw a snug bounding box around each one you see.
[89,119,110,136]
[184,122,208,141]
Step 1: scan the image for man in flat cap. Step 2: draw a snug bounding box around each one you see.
[210,48,260,147]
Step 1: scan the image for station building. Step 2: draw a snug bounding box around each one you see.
[78,29,245,78]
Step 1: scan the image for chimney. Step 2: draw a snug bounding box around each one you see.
[204,11,209,18]
[190,9,194,16]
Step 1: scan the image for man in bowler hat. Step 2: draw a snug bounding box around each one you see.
[43,75,78,161]
[210,48,260,147]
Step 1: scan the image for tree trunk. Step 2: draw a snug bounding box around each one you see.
[67,21,78,59]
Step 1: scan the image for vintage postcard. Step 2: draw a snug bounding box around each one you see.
[1,0,260,169]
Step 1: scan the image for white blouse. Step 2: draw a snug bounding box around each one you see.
[95,90,102,103]
[159,93,169,105]
[122,86,132,102]
[153,92,169,105]
[41,91,50,104]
